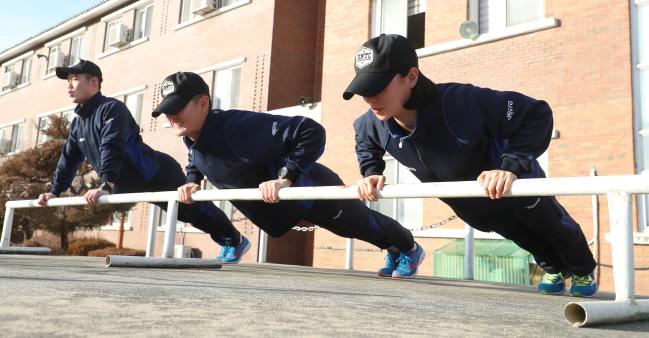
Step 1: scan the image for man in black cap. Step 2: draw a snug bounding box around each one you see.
[153,71,426,278]
[346,34,597,296]
[37,60,248,263]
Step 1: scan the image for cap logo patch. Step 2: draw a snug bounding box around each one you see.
[161,80,176,97]
[355,47,374,69]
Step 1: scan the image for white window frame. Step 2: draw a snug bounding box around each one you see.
[125,91,145,126]
[212,65,242,110]
[36,116,53,145]
[369,155,423,229]
[0,120,25,156]
[633,0,649,232]
[46,44,62,75]
[19,57,32,85]
[175,0,250,31]
[68,35,84,66]
[134,4,154,40]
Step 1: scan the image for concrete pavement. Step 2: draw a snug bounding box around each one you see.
[1,255,648,337]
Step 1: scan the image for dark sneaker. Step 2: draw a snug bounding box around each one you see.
[392,243,425,279]
[538,272,566,295]
[570,273,597,297]
[220,236,250,264]
[378,250,400,277]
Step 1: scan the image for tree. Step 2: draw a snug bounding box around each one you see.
[0,115,132,250]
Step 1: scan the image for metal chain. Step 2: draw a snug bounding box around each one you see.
[230,209,457,233]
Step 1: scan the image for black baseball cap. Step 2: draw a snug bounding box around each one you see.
[152,72,209,118]
[55,59,103,82]
[342,34,418,100]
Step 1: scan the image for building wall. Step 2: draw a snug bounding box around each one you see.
[318,0,648,294]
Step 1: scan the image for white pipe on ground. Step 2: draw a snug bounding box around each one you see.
[0,247,51,255]
[564,300,649,327]
[105,255,223,268]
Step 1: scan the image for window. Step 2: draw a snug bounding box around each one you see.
[68,36,84,66]
[125,91,144,125]
[46,45,62,75]
[19,57,31,84]
[36,111,73,145]
[110,211,131,229]
[369,156,423,228]
[134,5,153,40]
[0,123,24,156]
[372,0,426,49]
[478,0,544,34]
[633,0,649,231]
[36,117,53,145]
[104,18,123,52]
[180,0,246,23]
[212,66,241,109]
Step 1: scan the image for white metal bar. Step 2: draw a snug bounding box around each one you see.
[105,255,223,268]
[1,207,14,248]
[161,200,179,259]
[564,300,649,327]
[0,247,50,255]
[145,205,158,257]
[258,229,268,263]
[607,191,635,301]
[345,238,354,270]
[7,176,649,210]
[464,223,474,280]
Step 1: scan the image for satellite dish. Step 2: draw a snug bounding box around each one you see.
[459,20,479,40]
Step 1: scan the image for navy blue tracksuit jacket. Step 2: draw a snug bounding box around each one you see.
[354,83,596,275]
[183,109,415,251]
[49,93,239,246]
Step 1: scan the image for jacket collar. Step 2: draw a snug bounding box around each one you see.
[74,92,103,118]
[183,109,219,150]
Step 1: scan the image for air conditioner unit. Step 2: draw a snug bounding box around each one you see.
[193,0,217,15]
[108,25,129,48]
[174,245,193,258]
[3,71,17,89]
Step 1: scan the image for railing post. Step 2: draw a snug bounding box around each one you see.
[607,191,635,301]
[345,238,354,270]
[1,207,14,248]
[257,229,267,263]
[161,200,179,259]
[464,223,474,280]
[145,205,158,257]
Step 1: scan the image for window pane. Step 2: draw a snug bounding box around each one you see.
[639,3,649,65]
[37,117,51,144]
[640,69,649,130]
[0,127,10,154]
[213,67,242,110]
[47,46,59,74]
[20,58,31,84]
[380,0,408,36]
[220,0,241,7]
[125,92,144,125]
[506,0,543,26]
[10,124,22,152]
[104,20,121,51]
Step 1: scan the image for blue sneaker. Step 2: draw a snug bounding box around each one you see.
[570,273,597,297]
[538,272,566,295]
[378,250,400,277]
[220,236,250,264]
[392,243,425,279]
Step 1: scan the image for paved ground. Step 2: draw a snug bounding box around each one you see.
[1,255,648,337]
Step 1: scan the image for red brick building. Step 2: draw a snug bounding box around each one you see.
[1,0,647,294]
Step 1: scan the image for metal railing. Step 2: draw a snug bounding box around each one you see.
[2,175,649,327]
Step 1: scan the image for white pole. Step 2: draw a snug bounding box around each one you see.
[464,223,474,280]
[258,229,268,263]
[145,205,158,257]
[1,207,14,248]
[607,191,634,301]
[345,238,354,270]
[161,200,179,259]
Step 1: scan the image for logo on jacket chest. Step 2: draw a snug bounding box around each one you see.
[506,100,514,121]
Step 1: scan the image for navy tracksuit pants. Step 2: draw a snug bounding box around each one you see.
[118,151,240,246]
[232,164,415,252]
